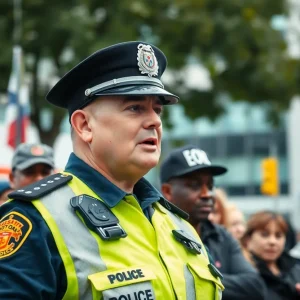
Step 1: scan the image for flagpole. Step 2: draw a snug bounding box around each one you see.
[13,0,22,147]
[13,0,22,45]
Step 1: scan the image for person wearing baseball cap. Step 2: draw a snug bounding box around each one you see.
[9,142,55,189]
[160,145,267,300]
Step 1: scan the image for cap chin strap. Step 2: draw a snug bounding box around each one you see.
[85,76,164,97]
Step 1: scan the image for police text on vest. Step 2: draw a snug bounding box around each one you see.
[108,289,154,300]
[108,269,145,284]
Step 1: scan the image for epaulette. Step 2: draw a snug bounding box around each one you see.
[158,198,189,220]
[8,173,73,202]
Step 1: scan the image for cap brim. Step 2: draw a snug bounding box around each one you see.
[15,158,55,171]
[94,84,179,105]
[175,165,228,178]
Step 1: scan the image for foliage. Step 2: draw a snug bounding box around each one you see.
[0,0,297,145]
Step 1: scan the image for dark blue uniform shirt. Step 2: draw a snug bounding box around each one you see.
[0,153,162,299]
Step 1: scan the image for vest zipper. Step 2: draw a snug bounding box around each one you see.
[158,252,178,300]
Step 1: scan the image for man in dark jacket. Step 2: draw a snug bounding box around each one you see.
[160,145,266,300]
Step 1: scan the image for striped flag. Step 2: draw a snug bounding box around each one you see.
[6,46,30,149]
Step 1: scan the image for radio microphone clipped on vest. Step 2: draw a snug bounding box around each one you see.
[70,194,127,241]
[172,229,202,255]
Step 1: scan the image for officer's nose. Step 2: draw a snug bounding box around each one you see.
[143,109,162,129]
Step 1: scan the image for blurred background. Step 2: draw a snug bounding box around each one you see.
[1,0,300,232]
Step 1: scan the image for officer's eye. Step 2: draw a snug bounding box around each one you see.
[154,106,163,117]
[128,105,142,113]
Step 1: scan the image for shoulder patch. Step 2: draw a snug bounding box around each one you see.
[0,211,32,259]
[8,173,73,201]
[158,198,189,220]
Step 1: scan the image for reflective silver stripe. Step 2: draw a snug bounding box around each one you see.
[103,282,155,300]
[165,209,222,300]
[163,208,188,231]
[183,265,196,300]
[85,76,164,96]
[161,208,197,299]
[41,185,107,299]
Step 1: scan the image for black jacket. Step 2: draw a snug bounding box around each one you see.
[253,252,300,300]
[201,220,266,300]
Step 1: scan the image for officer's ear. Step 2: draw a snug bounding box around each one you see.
[161,183,173,202]
[70,109,92,143]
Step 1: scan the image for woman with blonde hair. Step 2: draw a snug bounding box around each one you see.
[225,203,246,242]
[208,188,229,225]
[242,211,300,300]
[209,189,246,242]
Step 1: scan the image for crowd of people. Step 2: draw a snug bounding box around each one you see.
[0,41,300,299]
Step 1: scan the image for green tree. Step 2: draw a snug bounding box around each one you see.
[0,0,297,146]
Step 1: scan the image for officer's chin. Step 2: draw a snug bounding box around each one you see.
[144,159,159,170]
[139,156,159,172]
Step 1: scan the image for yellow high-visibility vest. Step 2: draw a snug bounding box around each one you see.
[32,173,223,300]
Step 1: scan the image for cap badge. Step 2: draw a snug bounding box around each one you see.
[31,146,44,156]
[137,44,159,77]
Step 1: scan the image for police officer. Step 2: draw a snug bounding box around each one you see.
[0,42,223,299]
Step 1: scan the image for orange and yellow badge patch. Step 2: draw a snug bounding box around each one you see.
[0,212,32,259]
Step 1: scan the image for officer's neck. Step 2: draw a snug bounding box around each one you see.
[76,152,139,193]
[96,168,137,194]
[98,166,138,193]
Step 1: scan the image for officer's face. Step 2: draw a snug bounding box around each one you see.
[162,170,214,227]
[9,163,54,189]
[86,95,163,180]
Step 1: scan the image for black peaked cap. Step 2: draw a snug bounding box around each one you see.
[46,41,179,116]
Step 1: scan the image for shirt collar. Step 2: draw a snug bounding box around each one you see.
[133,177,163,211]
[65,153,162,209]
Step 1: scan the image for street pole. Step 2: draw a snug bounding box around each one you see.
[270,131,280,212]
[13,0,22,147]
